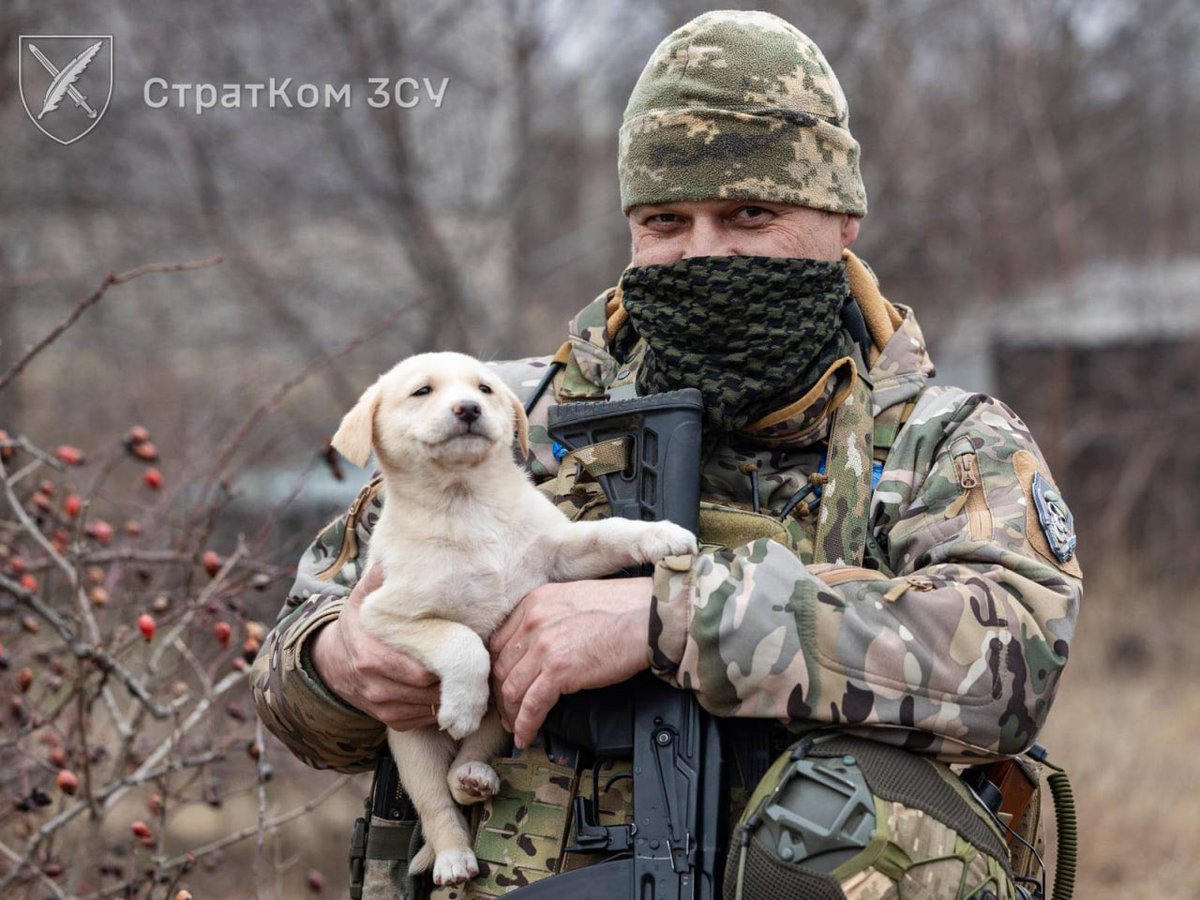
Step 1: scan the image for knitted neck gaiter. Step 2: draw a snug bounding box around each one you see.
[620,256,855,435]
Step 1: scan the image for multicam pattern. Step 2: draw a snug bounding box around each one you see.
[839,800,1016,899]
[252,261,1081,896]
[811,371,874,568]
[618,10,867,215]
[649,327,1081,761]
[424,752,635,900]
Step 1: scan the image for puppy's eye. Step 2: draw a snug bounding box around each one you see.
[412,386,432,397]
[479,384,493,394]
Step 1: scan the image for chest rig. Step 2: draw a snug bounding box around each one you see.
[547,344,909,575]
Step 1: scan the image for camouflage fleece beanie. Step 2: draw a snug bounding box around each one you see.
[618,10,867,217]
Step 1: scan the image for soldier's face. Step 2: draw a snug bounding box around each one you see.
[627,199,859,266]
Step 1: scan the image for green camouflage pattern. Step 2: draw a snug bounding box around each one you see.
[648,325,1081,761]
[618,10,866,215]
[440,753,575,898]
[561,761,634,870]
[811,370,874,568]
[362,817,422,900]
[556,293,619,401]
[425,750,635,900]
[837,799,1016,899]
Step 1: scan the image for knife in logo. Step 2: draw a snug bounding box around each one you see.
[27,41,101,119]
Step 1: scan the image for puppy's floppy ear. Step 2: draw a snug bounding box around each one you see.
[507,386,530,457]
[331,381,381,468]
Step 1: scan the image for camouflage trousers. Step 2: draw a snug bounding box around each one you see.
[360,735,1024,900]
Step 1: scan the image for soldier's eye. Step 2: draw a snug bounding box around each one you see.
[412,386,432,397]
[479,384,493,394]
[735,206,771,221]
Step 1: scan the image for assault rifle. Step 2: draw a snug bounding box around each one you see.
[506,388,727,899]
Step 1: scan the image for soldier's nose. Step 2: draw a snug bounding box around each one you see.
[452,401,481,423]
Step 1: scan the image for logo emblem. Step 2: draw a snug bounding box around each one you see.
[19,35,113,145]
[1031,472,1076,564]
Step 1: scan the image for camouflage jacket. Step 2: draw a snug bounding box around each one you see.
[252,271,1081,771]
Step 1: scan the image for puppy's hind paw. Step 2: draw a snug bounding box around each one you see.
[633,521,697,563]
[432,848,479,886]
[450,761,500,805]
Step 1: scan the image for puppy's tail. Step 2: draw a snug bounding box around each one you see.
[409,842,435,874]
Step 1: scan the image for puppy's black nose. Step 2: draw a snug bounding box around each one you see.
[453,401,481,423]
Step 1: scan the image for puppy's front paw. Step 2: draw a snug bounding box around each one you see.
[450,761,500,805]
[437,688,488,740]
[432,848,479,886]
[632,521,697,564]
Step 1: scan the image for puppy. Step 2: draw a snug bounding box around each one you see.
[331,351,696,886]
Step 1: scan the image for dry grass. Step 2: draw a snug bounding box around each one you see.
[1038,566,1200,899]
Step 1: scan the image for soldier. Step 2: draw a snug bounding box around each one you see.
[253,10,1081,900]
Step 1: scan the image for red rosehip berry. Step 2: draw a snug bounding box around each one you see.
[214,621,232,648]
[64,494,82,517]
[55,770,79,796]
[19,573,37,592]
[130,821,152,839]
[201,551,222,577]
[137,614,156,641]
[55,445,85,466]
[143,468,163,490]
[132,441,159,462]
[86,520,113,545]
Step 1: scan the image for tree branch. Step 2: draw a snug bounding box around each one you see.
[0,256,222,394]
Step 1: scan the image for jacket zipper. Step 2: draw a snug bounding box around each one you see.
[946,449,992,539]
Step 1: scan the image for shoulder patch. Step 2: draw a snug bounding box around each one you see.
[1031,471,1077,564]
[1011,449,1082,578]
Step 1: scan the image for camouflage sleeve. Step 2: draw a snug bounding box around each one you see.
[251,476,388,772]
[648,389,1082,761]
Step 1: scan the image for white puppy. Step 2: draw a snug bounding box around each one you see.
[330,351,696,886]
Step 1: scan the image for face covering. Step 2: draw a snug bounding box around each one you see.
[619,255,856,435]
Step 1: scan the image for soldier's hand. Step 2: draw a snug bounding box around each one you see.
[310,563,442,731]
[489,577,654,749]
